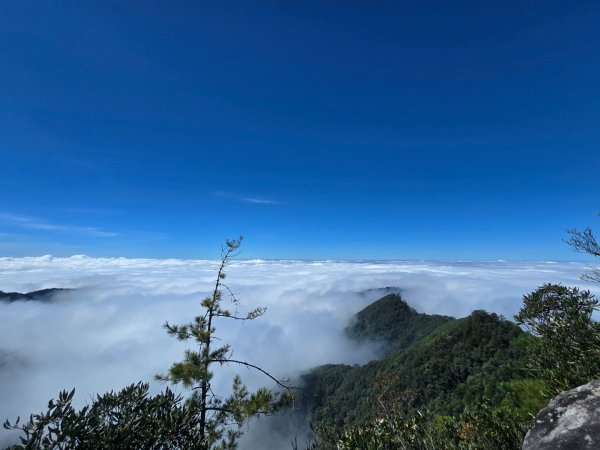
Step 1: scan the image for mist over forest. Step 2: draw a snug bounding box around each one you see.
[1,256,597,448]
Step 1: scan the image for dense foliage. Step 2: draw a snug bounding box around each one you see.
[333,403,529,450]
[515,283,600,394]
[3,383,199,449]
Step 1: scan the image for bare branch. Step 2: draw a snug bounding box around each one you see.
[205,406,280,417]
[565,227,600,282]
[582,268,600,283]
[565,228,600,257]
[221,283,240,304]
[213,313,252,320]
[210,358,302,390]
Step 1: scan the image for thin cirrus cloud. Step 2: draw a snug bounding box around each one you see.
[213,191,279,205]
[60,207,122,216]
[242,197,278,205]
[0,213,119,238]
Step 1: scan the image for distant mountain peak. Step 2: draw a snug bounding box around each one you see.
[347,293,454,352]
[0,288,70,303]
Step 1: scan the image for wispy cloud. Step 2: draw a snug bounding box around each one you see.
[0,213,120,237]
[241,197,278,205]
[213,191,279,205]
[60,207,122,216]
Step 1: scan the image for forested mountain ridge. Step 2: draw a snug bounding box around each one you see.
[346,293,454,352]
[297,294,532,432]
[0,288,69,303]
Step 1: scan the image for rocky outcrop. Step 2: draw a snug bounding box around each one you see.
[522,380,600,450]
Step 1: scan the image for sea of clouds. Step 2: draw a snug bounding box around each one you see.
[0,256,597,447]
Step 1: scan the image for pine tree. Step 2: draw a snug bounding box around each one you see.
[156,236,293,449]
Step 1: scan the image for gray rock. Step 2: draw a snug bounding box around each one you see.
[523,380,600,450]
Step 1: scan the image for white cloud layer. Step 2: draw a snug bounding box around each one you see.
[0,256,597,447]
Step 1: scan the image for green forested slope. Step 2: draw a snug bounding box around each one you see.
[298,295,533,432]
[347,294,454,352]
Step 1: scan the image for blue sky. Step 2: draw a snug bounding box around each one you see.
[1,1,599,260]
